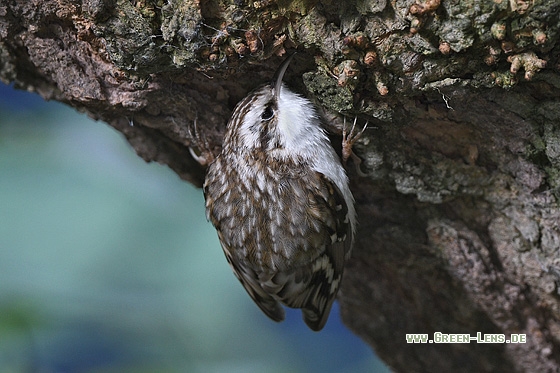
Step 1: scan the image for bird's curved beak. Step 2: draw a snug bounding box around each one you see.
[273,53,296,98]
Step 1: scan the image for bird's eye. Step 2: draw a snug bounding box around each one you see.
[261,105,274,120]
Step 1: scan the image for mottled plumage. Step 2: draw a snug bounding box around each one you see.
[203,55,356,331]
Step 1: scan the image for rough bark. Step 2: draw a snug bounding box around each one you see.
[2,0,560,371]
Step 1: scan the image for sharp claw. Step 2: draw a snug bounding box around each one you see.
[341,116,368,172]
[350,116,357,136]
[188,116,214,166]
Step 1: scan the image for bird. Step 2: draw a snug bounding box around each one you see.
[203,54,357,331]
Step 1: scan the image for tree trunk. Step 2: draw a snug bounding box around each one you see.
[2,0,560,371]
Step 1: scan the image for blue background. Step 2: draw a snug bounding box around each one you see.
[0,83,390,372]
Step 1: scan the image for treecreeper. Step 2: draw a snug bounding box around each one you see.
[201,54,361,331]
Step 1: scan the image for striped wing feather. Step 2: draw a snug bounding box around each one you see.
[206,159,350,331]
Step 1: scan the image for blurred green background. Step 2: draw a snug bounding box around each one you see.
[0,83,390,373]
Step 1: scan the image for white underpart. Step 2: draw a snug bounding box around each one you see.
[276,85,357,236]
[233,83,357,237]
